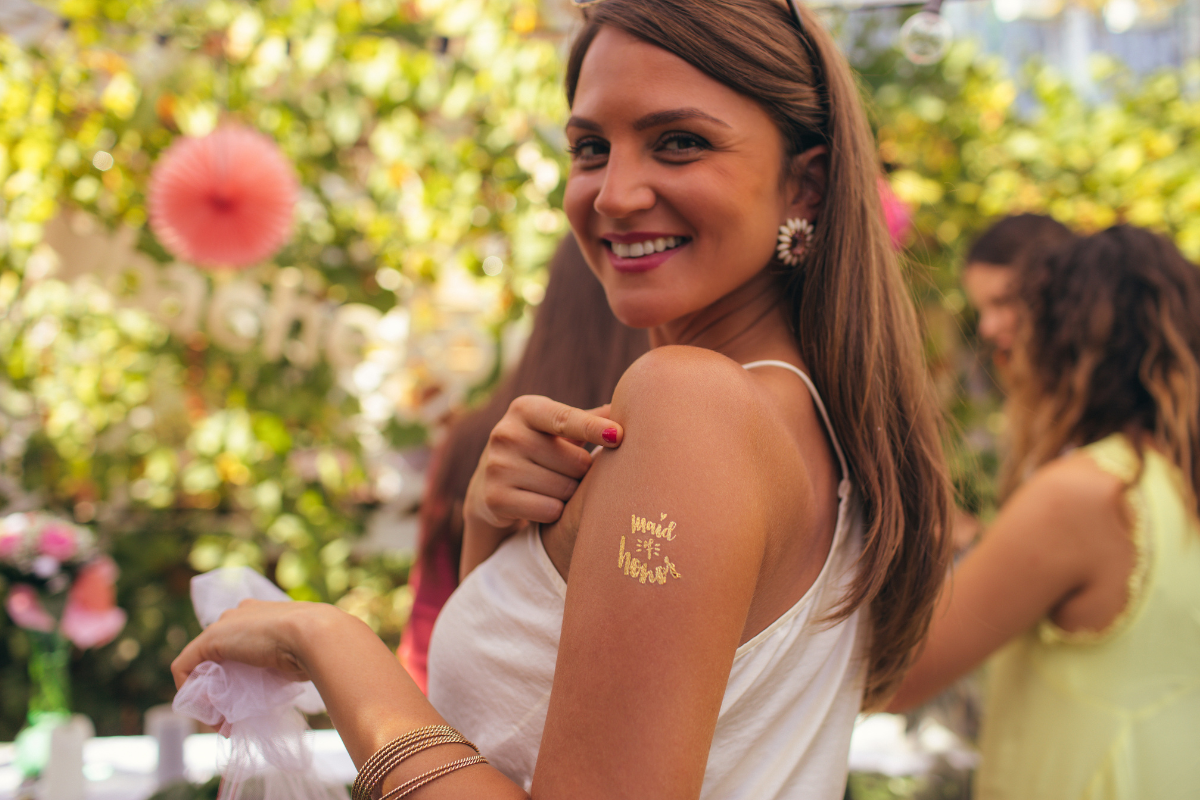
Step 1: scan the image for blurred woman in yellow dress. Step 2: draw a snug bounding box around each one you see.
[891,224,1200,799]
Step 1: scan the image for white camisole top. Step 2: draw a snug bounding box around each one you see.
[427,361,867,799]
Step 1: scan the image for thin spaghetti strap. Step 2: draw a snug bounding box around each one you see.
[741,360,850,483]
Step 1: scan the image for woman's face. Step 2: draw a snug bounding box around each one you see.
[564,27,796,329]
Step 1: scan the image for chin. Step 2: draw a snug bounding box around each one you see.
[605,295,674,330]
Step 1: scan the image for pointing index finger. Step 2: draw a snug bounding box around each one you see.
[524,396,623,448]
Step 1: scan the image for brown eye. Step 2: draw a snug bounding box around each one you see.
[660,133,706,153]
[569,138,608,161]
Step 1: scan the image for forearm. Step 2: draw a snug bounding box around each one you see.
[296,606,526,798]
[296,606,439,762]
[459,515,513,582]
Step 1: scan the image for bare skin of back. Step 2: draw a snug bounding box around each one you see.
[889,447,1137,711]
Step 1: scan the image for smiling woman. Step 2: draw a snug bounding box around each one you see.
[562,35,803,328]
[171,2,951,799]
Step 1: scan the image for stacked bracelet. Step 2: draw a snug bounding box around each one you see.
[352,725,484,800]
[379,754,489,800]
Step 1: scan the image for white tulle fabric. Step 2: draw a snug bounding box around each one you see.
[173,567,347,800]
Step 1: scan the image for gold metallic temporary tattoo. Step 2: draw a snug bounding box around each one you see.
[631,513,676,540]
[618,512,682,585]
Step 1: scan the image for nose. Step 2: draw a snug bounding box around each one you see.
[593,151,656,219]
[977,310,998,343]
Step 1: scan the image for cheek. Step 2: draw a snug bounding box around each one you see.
[685,171,781,248]
[684,195,780,275]
[564,175,597,235]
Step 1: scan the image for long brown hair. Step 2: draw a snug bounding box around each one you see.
[421,235,648,570]
[566,0,952,709]
[1004,225,1200,511]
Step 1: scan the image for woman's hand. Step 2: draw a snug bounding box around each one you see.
[170,599,335,689]
[461,396,623,579]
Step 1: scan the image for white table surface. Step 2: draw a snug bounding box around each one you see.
[0,730,357,800]
[0,714,974,799]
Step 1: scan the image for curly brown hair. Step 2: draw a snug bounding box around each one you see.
[965,213,1073,269]
[1004,224,1200,511]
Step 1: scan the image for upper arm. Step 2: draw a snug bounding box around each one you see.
[888,456,1122,711]
[531,349,774,800]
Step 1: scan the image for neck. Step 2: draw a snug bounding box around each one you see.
[648,269,797,364]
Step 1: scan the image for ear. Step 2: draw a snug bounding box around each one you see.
[784,145,829,221]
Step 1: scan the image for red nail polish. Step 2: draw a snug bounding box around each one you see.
[602,427,619,444]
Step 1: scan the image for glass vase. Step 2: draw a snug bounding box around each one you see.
[14,630,72,778]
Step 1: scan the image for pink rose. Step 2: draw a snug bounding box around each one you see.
[4,584,56,632]
[60,557,125,649]
[0,530,21,560]
[37,525,77,561]
[61,602,126,649]
[69,557,118,610]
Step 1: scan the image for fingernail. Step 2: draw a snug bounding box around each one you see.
[602,427,619,444]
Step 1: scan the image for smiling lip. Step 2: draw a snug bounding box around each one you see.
[601,232,690,273]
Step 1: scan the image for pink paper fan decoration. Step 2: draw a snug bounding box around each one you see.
[149,125,298,269]
[878,176,914,251]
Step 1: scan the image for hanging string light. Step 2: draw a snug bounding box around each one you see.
[898,0,954,64]
[811,0,956,65]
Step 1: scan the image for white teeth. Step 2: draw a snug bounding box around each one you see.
[610,236,684,258]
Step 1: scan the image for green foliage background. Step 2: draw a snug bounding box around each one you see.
[0,0,569,737]
[857,31,1200,521]
[2,0,1200,741]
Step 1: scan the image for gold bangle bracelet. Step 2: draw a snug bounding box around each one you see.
[353,725,480,800]
[357,734,468,798]
[378,754,488,800]
[354,725,457,800]
[354,725,461,800]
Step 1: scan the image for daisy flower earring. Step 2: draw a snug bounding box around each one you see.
[776,217,814,266]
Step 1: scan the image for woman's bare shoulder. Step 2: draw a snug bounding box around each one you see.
[1002,452,1128,553]
[611,345,775,440]
[1023,453,1125,514]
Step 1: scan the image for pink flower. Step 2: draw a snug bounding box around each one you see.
[878,176,913,251]
[61,603,126,649]
[148,125,298,270]
[5,584,56,632]
[68,557,118,611]
[37,525,77,561]
[0,529,21,560]
[60,557,126,649]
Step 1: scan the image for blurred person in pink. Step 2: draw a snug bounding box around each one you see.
[397,234,647,691]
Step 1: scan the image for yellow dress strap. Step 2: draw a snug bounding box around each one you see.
[1037,433,1153,645]
[1081,434,1141,483]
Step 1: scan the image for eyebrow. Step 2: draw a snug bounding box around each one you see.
[566,107,732,133]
